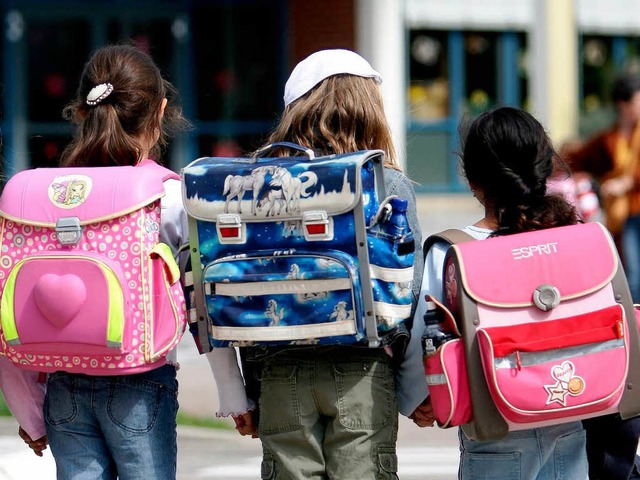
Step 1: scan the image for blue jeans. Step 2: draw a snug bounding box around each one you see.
[44,365,178,480]
[257,347,399,480]
[459,422,588,480]
[622,215,640,302]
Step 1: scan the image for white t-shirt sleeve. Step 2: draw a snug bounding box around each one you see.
[205,348,253,417]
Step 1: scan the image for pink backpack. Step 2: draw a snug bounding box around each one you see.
[423,222,640,440]
[0,161,187,375]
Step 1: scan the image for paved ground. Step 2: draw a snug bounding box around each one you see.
[0,194,478,479]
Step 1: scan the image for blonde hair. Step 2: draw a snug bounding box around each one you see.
[265,75,400,170]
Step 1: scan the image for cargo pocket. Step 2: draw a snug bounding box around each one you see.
[258,362,301,435]
[334,356,395,430]
[261,452,276,480]
[377,444,398,479]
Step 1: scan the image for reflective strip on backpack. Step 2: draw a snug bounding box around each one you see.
[369,265,414,283]
[425,373,447,386]
[214,278,352,297]
[493,338,625,369]
[373,301,412,319]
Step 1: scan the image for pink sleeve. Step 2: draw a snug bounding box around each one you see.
[0,356,46,439]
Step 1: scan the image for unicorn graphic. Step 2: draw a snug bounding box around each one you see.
[265,299,285,326]
[268,168,318,214]
[223,166,276,215]
[257,188,287,216]
[329,301,353,322]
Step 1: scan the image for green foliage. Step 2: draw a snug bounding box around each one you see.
[0,392,11,416]
[176,411,233,430]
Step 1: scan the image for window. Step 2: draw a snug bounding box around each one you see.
[407,29,527,191]
[192,1,284,157]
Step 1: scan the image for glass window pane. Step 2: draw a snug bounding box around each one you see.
[198,133,268,159]
[107,19,174,83]
[518,32,530,110]
[408,30,449,121]
[464,32,497,116]
[624,37,640,71]
[28,21,91,122]
[192,3,281,122]
[29,135,70,168]
[580,35,616,136]
[406,131,451,187]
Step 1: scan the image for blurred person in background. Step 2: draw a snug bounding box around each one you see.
[565,71,640,480]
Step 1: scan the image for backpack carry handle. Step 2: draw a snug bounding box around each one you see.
[252,142,316,162]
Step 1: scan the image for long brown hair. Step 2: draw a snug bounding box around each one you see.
[60,44,189,167]
[264,75,400,170]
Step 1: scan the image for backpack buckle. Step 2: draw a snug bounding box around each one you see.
[56,217,83,246]
[302,211,333,241]
[216,214,246,244]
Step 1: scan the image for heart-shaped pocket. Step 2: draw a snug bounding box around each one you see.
[33,274,87,328]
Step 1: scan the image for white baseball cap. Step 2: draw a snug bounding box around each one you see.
[283,49,382,107]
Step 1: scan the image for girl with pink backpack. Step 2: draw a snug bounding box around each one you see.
[0,44,209,479]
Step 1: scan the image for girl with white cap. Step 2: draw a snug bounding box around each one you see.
[219,49,423,480]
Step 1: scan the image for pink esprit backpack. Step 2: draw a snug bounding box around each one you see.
[0,160,187,375]
[422,222,640,441]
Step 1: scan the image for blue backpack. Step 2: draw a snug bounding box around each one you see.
[182,143,415,350]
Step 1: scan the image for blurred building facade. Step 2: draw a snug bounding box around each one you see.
[1,0,639,193]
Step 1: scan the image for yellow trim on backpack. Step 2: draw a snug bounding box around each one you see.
[102,264,125,348]
[151,243,181,284]
[1,263,21,344]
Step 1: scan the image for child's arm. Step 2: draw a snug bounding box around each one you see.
[204,348,255,421]
[0,356,47,442]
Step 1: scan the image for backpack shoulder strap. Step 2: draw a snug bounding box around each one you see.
[136,159,180,182]
[422,229,476,261]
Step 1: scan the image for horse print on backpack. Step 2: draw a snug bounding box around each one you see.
[183,144,415,351]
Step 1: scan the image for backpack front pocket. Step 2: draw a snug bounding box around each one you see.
[477,304,628,425]
[424,338,472,428]
[1,251,131,355]
[203,250,363,346]
[147,243,185,361]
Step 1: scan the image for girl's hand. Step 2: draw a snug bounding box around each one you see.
[409,396,436,428]
[18,427,48,457]
[232,411,259,438]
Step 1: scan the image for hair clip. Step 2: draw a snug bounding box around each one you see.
[86,83,114,106]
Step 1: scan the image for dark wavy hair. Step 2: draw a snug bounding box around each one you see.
[459,106,578,234]
[60,44,189,167]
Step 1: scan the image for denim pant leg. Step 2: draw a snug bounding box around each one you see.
[45,373,117,480]
[99,365,179,480]
[622,215,640,302]
[45,366,178,480]
[459,422,587,480]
